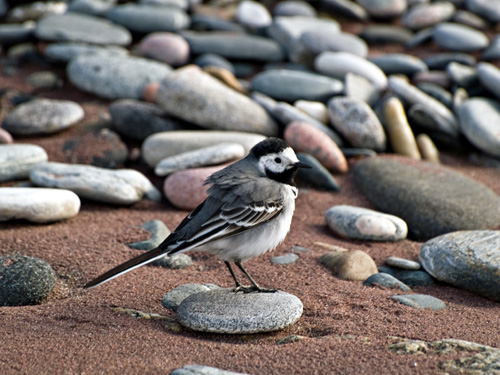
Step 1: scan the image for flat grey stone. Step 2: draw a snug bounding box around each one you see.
[356,0,407,18]
[30,162,161,205]
[466,0,500,23]
[153,253,193,269]
[402,2,455,30]
[394,270,435,286]
[0,21,35,44]
[44,42,128,63]
[433,22,488,52]
[457,97,500,158]
[171,364,251,375]
[363,273,411,291]
[270,253,299,265]
[415,83,453,109]
[7,1,66,23]
[156,65,278,136]
[319,0,368,21]
[0,255,57,306]
[446,62,478,89]
[127,220,170,250]
[177,289,303,333]
[385,256,421,270]
[236,0,272,28]
[273,1,317,17]
[68,0,117,16]
[369,53,427,76]
[298,30,368,58]
[325,205,407,241]
[67,54,171,100]
[0,187,80,223]
[390,294,446,310]
[3,98,84,135]
[189,14,244,33]
[482,35,500,61]
[106,4,190,33]
[296,153,340,192]
[452,9,489,30]
[420,230,500,301]
[162,283,213,311]
[35,12,131,45]
[0,144,48,182]
[476,62,500,101]
[359,25,413,45]
[352,157,500,240]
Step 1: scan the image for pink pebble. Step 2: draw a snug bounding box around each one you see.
[164,164,227,210]
[143,82,159,103]
[138,32,190,67]
[284,121,348,173]
[0,127,13,144]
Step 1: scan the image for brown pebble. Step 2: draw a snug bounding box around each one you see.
[203,65,247,94]
[320,249,378,281]
[416,134,440,163]
[143,82,160,103]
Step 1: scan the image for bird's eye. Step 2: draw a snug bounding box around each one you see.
[274,157,282,164]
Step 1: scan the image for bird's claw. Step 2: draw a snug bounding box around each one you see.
[233,285,278,293]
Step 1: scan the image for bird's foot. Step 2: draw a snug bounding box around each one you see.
[233,285,278,293]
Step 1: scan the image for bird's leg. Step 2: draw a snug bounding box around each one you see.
[225,261,243,288]
[234,261,277,293]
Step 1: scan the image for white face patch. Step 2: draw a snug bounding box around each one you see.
[257,147,300,175]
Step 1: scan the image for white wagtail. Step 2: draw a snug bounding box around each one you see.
[84,137,310,293]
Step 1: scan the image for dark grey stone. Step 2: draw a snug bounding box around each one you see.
[466,0,500,23]
[370,53,428,76]
[482,36,500,61]
[319,0,368,21]
[394,270,435,286]
[44,42,128,63]
[272,1,317,17]
[391,294,446,310]
[476,62,500,101]
[423,52,476,70]
[190,14,244,32]
[194,53,234,74]
[433,22,488,52]
[127,220,170,250]
[359,25,413,45]
[416,83,453,109]
[296,153,340,192]
[363,273,411,291]
[0,21,35,44]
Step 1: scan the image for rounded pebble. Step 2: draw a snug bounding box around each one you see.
[294,100,329,124]
[296,153,341,192]
[356,0,407,18]
[433,22,489,52]
[43,42,128,63]
[369,53,428,76]
[138,32,190,67]
[270,253,299,265]
[476,62,500,101]
[153,253,193,269]
[320,249,378,281]
[363,273,411,291]
[0,144,48,182]
[390,294,446,310]
[403,2,455,30]
[162,283,212,311]
[236,0,272,28]
[416,134,440,163]
[385,256,421,270]
[127,220,170,250]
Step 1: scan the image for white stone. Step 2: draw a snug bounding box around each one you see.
[236,0,272,28]
[294,100,329,124]
[0,144,48,182]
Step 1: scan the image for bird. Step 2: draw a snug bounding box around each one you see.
[84,137,310,293]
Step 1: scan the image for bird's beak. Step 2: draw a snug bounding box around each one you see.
[294,161,312,169]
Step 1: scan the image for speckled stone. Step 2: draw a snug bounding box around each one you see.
[344,72,379,106]
[0,144,48,182]
[391,294,446,310]
[320,249,378,281]
[162,283,213,311]
[43,42,128,63]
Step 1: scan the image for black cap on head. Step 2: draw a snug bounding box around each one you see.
[250,137,289,159]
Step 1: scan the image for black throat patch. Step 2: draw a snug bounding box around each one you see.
[265,167,298,186]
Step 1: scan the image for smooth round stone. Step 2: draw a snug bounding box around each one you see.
[363,273,411,291]
[152,253,193,269]
[457,97,500,158]
[67,54,171,100]
[424,52,476,70]
[445,62,478,89]
[190,14,245,33]
[482,36,500,61]
[300,30,368,58]
[271,253,299,265]
[0,255,57,306]
[2,98,83,135]
[177,289,303,334]
[171,365,248,375]
[390,294,446,310]
[0,21,36,44]
[327,96,386,151]
[360,25,413,45]
[7,1,66,23]
[416,134,439,163]
[0,144,48,182]
[344,72,379,106]
[106,4,189,33]
[320,249,378,281]
[202,65,247,94]
[353,157,500,240]
[162,284,213,311]
[25,71,63,90]
[388,76,458,137]
[35,12,131,45]
[433,23,488,52]
[43,42,128,63]
[296,153,340,192]
[420,230,500,301]
[325,205,408,241]
[0,187,80,223]
[155,143,244,176]
[452,9,490,30]
[385,256,421,270]
[383,97,421,159]
[109,99,186,141]
[0,128,13,144]
[236,0,272,28]
[294,100,329,124]
[284,121,348,173]
[356,0,407,18]
[369,54,427,76]
[156,65,278,136]
[127,220,170,250]
[402,2,455,30]
[320,0,368,21]
[30,162,161,205]
[142,130,264,167]
[405,27,434,48]
[194,53,234,74]
[164,165,225,210]
[394,270,435,286]
[315,51,387,90]
[466,0,500,23]
[181,31,285,62]
[252,69,343,103]
[412,71,451,88]
[138,32,189,67]
[476,62,500,101]
[272,0,317,17]
[68,0,117,16]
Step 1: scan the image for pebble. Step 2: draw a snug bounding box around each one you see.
[270,253,299,265]
[363,273,411,291]
[127,220,170,250]
[458,97,500,158]
[482,36,500,61]
[466,0,500,23]
[0,144,48,182]
[320,0,368,21]
[385,256,421,270]
[402,2,455,30]
[344,73,379,106]
[284,121,348,173]
[356,0,407,18]
[138,32,190,67]
[296,153,341,192]
[7,2,66,23]
[320,248,378,281]
[3,98,83,135]
[236,0,272,29]
[0,255,57,306]
[30,162,161,205]
[315,51,388,90]
[0,21,36,44]
[162,283,213,311]
[446,62,478,89]
[359,25,413,45]
[0,128,13,144]
[325,205,408,241]
[190,14,244,33]
[202,65,247,94]
[25,71,63,90]
[177,289,303,334]
[272,1,317,17]
[416,134,440,163]
[156,65,278,136]
[142,130,264,167]
[67,54,172,100]
[0,187,80,223]
[109,99,187,141]
[352,157,500,241]
[155,143,244,176]
[164,165,225,210]
[153,253,193,269]
[394,270,435,286]
[35,12,132,45]
[171,364,250,375]
[476,62,500,101]
[252,69,343,103]
[388,76,458,137]
[424,52,476,70]
[327,96,387,151]
[452,9,489,30]
[299,30,369,58]
[405,27,434,49]
[420,230,500,302]
[383,97,421,159]
[43,42,128,63]
[433,23,489,52]
[194,53,234,74]
[68,0,117,16]
[294,100,329,124]
[181,31,285,62]
[390,294,446,310]
[369,53,428,76]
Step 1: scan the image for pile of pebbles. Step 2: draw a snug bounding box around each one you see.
[0,0,500,329]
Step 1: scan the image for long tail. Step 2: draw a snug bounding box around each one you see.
[84,246,171,289]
